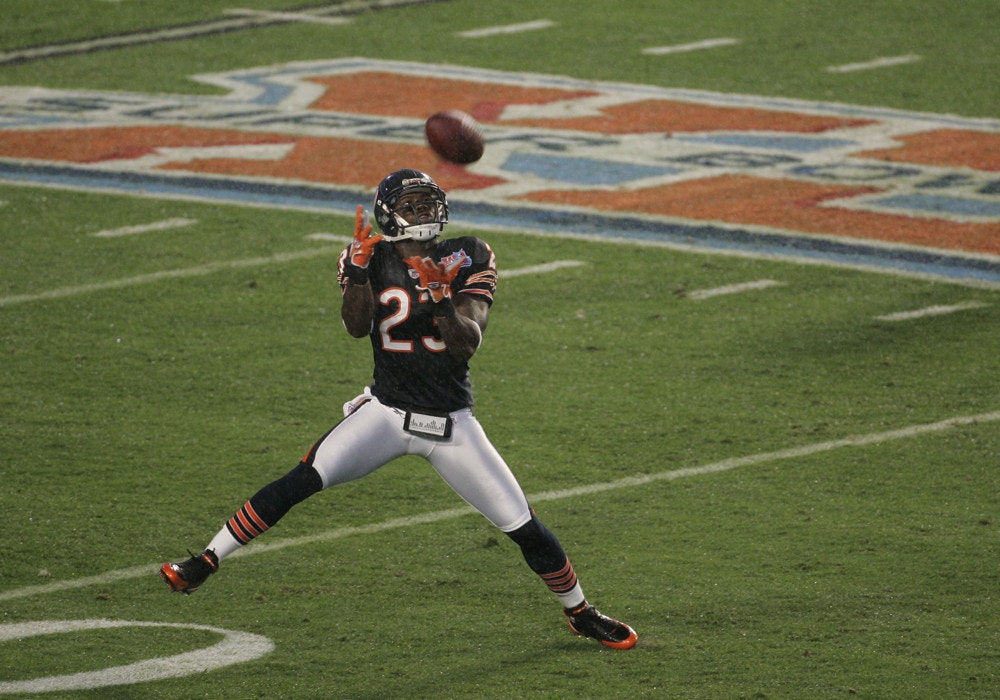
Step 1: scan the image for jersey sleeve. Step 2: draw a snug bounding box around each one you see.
[453,238,498,305]
[336,244,352,294]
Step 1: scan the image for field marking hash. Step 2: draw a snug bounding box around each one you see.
[456,20,556,39]
[91,217,197,238]
[686,279,785,300]
[642,38,740,55]
[874,300,989,321]
[826,54,922,73]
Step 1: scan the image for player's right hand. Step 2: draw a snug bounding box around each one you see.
[404,253,468,303]
[349,205,383,268]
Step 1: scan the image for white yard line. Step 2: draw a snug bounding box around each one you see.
[826,54,921,73]
[0,249,584,307]
[0,17,275,65]
[2,409,997,602]
[304,233,352,243]
[223,8,351,25]
[0,0,436,65]
[642,38,740,55]
[457,20,555,39]
[687,279,785,300]
[502,260,584,277]
[91,217,197,238]
[0,247,339,307]
[874,300,988,321]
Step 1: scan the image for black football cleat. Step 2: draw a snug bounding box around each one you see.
[159,549,219,595]
[565,604,638,649]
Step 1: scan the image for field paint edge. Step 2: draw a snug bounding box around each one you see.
[2,409,997,602]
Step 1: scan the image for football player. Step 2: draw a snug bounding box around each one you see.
[160,169,637,650]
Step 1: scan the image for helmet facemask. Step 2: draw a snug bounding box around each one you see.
[373,170,449,242]
[386,192,448,242]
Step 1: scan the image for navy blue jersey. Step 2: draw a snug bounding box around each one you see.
[338,236,497,412]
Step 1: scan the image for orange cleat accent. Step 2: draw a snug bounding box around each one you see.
[159,550,218,595]
[566,604,638,649]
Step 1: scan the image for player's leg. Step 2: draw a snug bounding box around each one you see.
[423,412,581,600]
[221,398,409,551]
[160,398,406,593]
[504,512,584,607]
[426,410,638,648]
[506,515,638,649]
[159,459,324,595]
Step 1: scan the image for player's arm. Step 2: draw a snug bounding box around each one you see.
[341,279,375,338]
[403,253,491,362]
[434,294,488,362]
[339,205,382,338]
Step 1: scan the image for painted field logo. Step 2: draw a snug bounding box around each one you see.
[0,59,997,283]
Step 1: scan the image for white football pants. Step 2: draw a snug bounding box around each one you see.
[310,394,534,534]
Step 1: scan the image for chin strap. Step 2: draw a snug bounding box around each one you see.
[402,222,444,242]
[380,221,444,243]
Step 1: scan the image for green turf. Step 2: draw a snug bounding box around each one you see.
[1,1,997,116]
[1,1,998,698]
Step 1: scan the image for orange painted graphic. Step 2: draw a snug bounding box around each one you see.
[0,59,997,274]
[857,129,1000,171]
[0,126,503,192]
[496,99,872,134]
[163,136,505,192]
[0,126,289,162]
[518,176,1000,256]
[307,73,869,134]
[308,73,599,122]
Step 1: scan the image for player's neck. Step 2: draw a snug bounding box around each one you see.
[392,239,437,259]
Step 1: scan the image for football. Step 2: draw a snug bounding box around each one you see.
[424,110,485,164]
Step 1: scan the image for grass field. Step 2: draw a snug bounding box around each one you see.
[1,2,998,698]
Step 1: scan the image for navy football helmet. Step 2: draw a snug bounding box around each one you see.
[372,169,449,242]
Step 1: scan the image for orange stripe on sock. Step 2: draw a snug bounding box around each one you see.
[227,516,254,544]
[235,510,262,538]
[227,502,268,544]
[242,502,269,534]
[542,561,579,592]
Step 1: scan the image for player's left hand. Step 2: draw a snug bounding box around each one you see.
[404,253,468,303]
[350,205,383,268]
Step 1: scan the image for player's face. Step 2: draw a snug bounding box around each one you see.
[393,193,440,225]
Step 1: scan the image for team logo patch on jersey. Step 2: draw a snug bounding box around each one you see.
[441,249,472,269]
[0,59,997,284]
